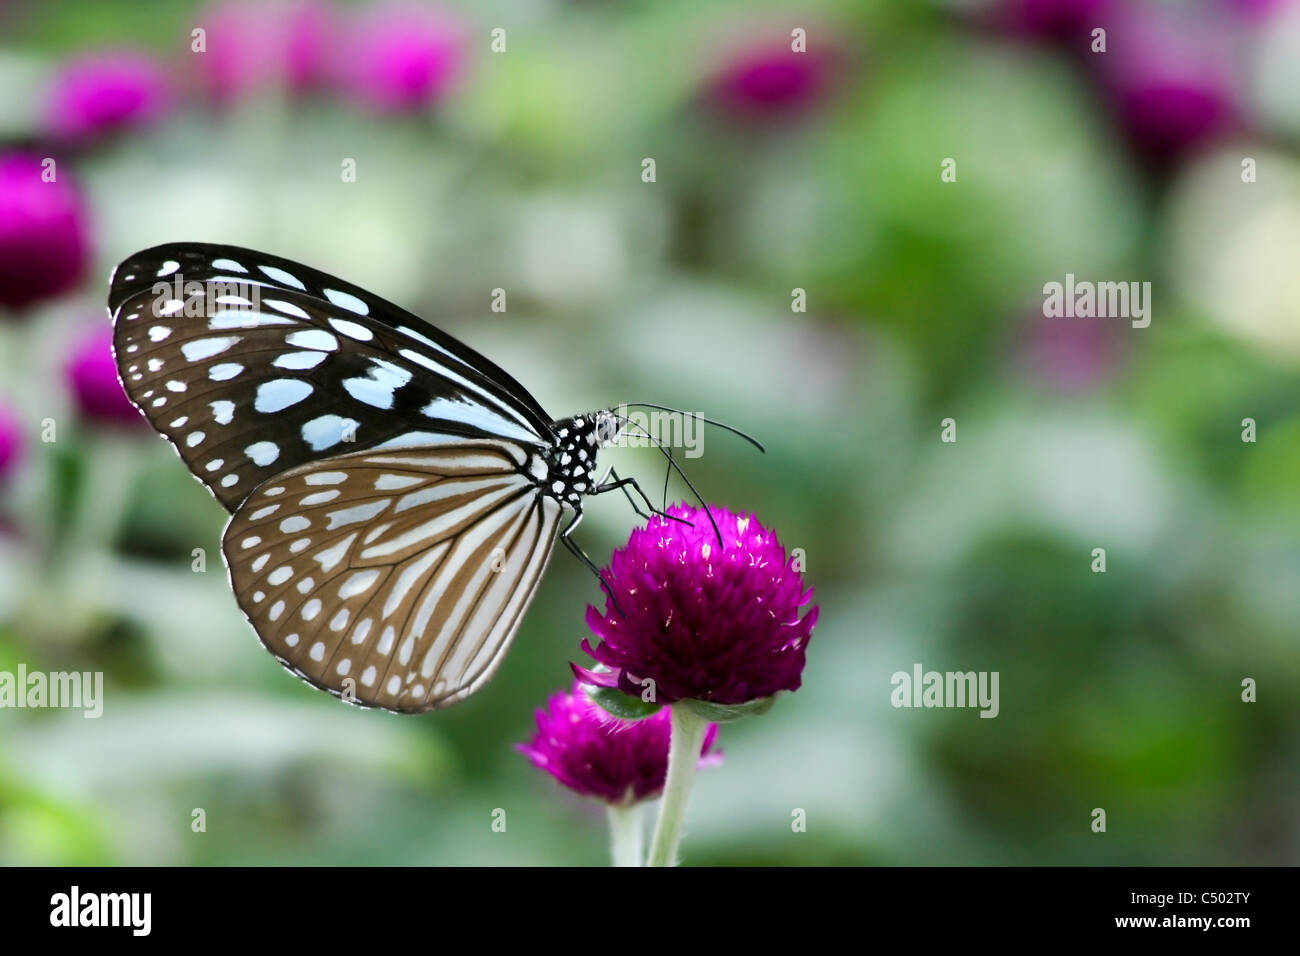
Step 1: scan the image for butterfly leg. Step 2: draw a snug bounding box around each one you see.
[558,509,627,616]
[594,470,693,528]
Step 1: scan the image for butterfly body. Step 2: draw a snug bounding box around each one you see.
[108,242,647,713]
[542,412,614,508]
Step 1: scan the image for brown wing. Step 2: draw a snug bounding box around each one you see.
[222,441,562,712]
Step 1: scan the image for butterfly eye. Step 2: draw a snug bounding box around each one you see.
[596,413,622,446]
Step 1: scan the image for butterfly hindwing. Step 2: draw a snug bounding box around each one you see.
[222,440,563,712]
[110,243,554,512]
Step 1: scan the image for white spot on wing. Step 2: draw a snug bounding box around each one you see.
[302,414,358,451]
[300,490,340,506]
[264,298,310,319]
[324,289,369,315]
[325,500,388,530]
[375,474,422,491]
[304,472,347,485]
[211,400,235,424]
[339,570,380,598]
[209,363,242,381]
[181,336,240,361]
[314,533,356,572]
[254,379,313,413]
[272,351,326,370]
[329,318,373,341]
[259,265,306,289]
[286,329,337,351]
[245,441,279,466]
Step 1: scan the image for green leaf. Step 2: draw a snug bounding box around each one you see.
[682,696,777,723]
[584,684,664,722]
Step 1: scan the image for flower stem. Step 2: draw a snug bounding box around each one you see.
[605,802,644,867]
[646,704,709,867]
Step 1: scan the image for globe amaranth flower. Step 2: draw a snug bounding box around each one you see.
[66,325,142,426]
[0,403,23,480]
[574,504,818,706]
[0,153,91,312]
[1014,311,1127,392]
[45,51,171,144]
[518,682,720,805]
[993,0,1113,42]
[705,37,841,121]
[1095,5,1239,163]
[198,0,333,104]
[337,2,466,113]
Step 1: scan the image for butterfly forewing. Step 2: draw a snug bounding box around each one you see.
[110,243,554,512]
[223,440,563,712]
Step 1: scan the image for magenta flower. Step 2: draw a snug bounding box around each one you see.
[0,153,91,313]
[0,403,23,480]
[1015,313,1127,391]
[706,39,840,121]
[995,0,1113,41]
[519,682,720,805]
[66,325,141,427]
[337,3,466,113]
[198,0,333,104]
[45,51,171,144]
[1222,0,1290,24]
[1097,6,1239,163]
[284,0,333,94]
[574,504,818,707]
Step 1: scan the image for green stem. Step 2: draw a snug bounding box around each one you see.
[605,802,644,867]
[646,704,709,867]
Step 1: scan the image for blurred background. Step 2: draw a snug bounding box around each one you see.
[0,0,1298,866]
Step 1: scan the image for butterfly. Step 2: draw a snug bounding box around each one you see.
[108,242,750,713]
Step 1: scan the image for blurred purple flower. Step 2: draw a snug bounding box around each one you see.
[518,682,721,805]
[995,0,1114,42]
[574,504,818,706]
[0,153,91,313]
[706,38,840,120]
[1015,314,1126,391]
[46,51,171,143]
[337,3,466,113]
[1221,0,1291,23]
[66,325,141,427]
[0,403,23,480]
[284,0,333,94]
[199,0,334,104]
[1098,6,1239,163]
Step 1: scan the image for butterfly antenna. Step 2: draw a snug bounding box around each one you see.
[621,403,766,454]
[661,448,671,513]
[615,414,723,546]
